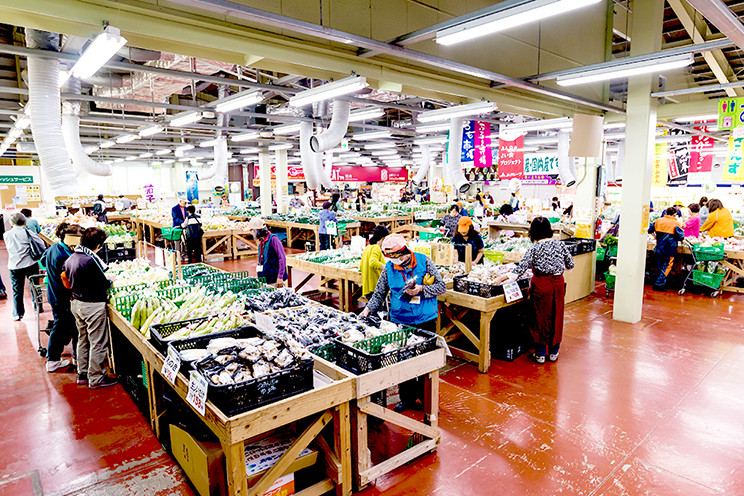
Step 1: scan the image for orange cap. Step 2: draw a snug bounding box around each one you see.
[457,216,473,234]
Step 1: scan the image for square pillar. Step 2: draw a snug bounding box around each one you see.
[275,149,289,214]
[259,150,272,216]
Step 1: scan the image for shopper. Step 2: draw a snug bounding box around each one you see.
[698,196,709,225]
[91,194,108,223]
[355,191,367,212]
[21,208,40,235]
[496,203,518,223]
[248,217,287,287]
[118,194,133,210]
[442,205,461,237]
[673,201,684,218]
[473,195,486,220]
[181,205,204,263]
[330,192,341,212]
[648,207,685,291]
[171,196,188,227]
[360,225,389,298]
[41,222,79,373]
[483,191,495,205]
[700,199,735,238]
[457,202,469,217]
[64,227,117,389]
[452,217,484,264]
[289,192,304,209]
[551,197,560,212]
[494,217,575,364]
[509,192,520,211]
[361,234,446,410]
[684,203,701,238]
[3,212,42,321]
[318,201,337,251]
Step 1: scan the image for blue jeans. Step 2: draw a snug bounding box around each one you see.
[47,303,78,361]
[10,263,38,318]
[655,255,674,289]
[0,274,6,292]
[319,233,332,251]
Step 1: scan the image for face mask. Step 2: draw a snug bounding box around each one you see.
[387,257,402,265]
[254,228,268,239]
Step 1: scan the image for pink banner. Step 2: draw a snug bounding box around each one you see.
[255,165,305,181]
[330,166,407,182]
[689,126,714,174]
[474,120,492,168]
[497,136,524,180]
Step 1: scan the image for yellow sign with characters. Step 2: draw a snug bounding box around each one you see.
[722,135,744,182]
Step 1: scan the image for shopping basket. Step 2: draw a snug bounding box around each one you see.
[161,227,183,241]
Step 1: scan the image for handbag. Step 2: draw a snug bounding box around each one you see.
[26,228,46,261]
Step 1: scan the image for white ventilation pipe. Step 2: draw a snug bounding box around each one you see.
[318,149,333,189]
[557,130,577,187]
[300,121,319,189]
[447,117,470,193]
[615,140,625,181]
[604,150,615,182]
[199,137,228,183]
[412,145,430,185]
[310,100,350,152]
[62,77,112,176]
[26,29,78,195]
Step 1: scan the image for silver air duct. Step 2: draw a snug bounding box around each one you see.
[310,100,350,152]
[200,86,229,182]
[412,145,430,185]
[447,117,470,193]
[62,77,112,176]
[557,130,577,187]
[26,29,79,195]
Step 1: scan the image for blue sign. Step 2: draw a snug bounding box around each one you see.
[461,120,475,162]
[186,171,199,202]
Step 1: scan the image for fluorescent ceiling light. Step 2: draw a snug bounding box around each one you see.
[289,75,368,107]
[138,124,164,137]
[269,143,294,151]
[348,108,384,122]
[67,26,127,81]
[603,122,626,129]
[418,101,496,123]
[151,161,161,166]
[240,147,260,154]
[339,152,361,159]
[557,54,693,87]
[656,135,691,144]
[436,0,602,46]
[116,133,139,144]
[114,158,125,163]
[526,137,560,145]
[199,138,222,148]
[273,123,302,135]
[372,149,398,156]
[15,114,30,130]
[232,131,260,142]
[228,158,238,163]
[354,130,391,140]
[125,155,137,161]
[287,157,302,163]
[139,152,153,158]
[155,148,171,156]
[414,136,449,145]
[416,123,451,133]
[673,114,718,123]
[365,142,397,150]
[170,111,202,127]
[214,90,263,112]
[100,140,116,149]
[603,133,626,140]
[163,159,175,164]
[506,117,573,132]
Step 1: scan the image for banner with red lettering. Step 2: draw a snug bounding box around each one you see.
[474,120,492,168]
[330,166,407,182]
[689,127,714,174]
[497,135,524,180]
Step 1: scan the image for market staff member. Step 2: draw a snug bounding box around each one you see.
[452,217,484,264]
[171,196,188,227]
[248,217,287,287]
[361,234,446,411]
[360,225,389,299]
[648,207,684,291]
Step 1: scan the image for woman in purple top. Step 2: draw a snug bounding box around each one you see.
[684,203,701,238]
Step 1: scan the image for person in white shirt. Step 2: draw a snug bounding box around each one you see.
[118,195,133,210]
[289,192,304,209]
[3,212,43,321]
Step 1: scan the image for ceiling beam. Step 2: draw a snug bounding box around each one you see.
[668,0,743,97]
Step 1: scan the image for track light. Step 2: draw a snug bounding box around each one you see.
[417,101,496,123]
[289,75,368,107]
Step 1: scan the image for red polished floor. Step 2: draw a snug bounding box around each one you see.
[1,244,743,495]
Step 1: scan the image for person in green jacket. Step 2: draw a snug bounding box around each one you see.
[360,225,389,298]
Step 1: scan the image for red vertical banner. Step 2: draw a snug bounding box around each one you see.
[473,120,492,168]
[689,126,714,174]
[497,135,524,180]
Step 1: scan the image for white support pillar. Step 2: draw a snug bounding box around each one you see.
[259,149,272,216]
[574,158,598,288]
[613,0,664,323]
[275,148,288,214]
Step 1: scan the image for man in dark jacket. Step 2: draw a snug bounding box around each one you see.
[171,196,188,227]
[648,207,684,291]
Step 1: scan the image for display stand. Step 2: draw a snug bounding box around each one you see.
[351,214,412,233]
[285,256,362,312]
[202,229,233,261]
[108,308,355,496]
[231,229,259,258]
[487,221,574,240]
[266,219,361,250]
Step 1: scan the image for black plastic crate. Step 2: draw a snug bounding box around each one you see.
[167,325,263,372]
[452,275,501,298]
[150,316,216,355]
[334,327,437,375]
[104,247,137,262]
[492,342,527,362]
[578,238,597,253]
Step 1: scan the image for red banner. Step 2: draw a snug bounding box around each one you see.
[255,165,305,181]
[689,127,714,174]
[330,166,407,182]
[497,136,524,180]
[474,120,492,168]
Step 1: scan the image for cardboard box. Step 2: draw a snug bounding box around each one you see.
[170,424,225,496]
[244,436,318,487]
[263,473,294,496]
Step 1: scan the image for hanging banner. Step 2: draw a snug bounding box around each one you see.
[497,135,524,180]
[185,172,198,202]
[461,120,475,163]
[722,135,744,182]
[473,121,492,168]
[689,126,714,185]
[718,96,744,130]
[330,166,407,182]
[652,144,668,187]
[524,154,559,176]
[667,130,689,185]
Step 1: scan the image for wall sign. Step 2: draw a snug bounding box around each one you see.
[330,166,407,182]
[497,135,524,180]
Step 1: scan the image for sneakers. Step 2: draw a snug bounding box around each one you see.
[46,359,71,372]
[13,315,22,321]
[548,351,560,362]
[77,373,88,386]
[531,353,546,364]
[89,376,118,390]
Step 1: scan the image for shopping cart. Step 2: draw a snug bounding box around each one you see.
[678,241,726,298]
[28,273,52,357]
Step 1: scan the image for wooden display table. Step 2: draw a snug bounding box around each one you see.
[286,256,362,312]
[564,252,595,303]
[107,213,133,230]
[108,307,355,496]
[132,218,166,244]
[265,219,361,250]
[231,229,259,258]
[351,214,412,233]
[436,290,521,374]
[201,229,233,261]
[488,221,574,240]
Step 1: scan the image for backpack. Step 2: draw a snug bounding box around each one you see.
[91,202,103,216]
[26,228,46,261]
[184,216,204,240]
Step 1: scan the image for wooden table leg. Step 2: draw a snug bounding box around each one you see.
[223,441,248,496]
[424,369,439,429]
[352,398,371,491]
[334,402,352,496]
[478,311,495,373]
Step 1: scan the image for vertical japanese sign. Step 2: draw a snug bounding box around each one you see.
[185,171,199,202]
[461,120,475,163]
[689,126,714,184]
[718,97,744,130]
[666,129,689,185]
[142,184,156,202]
[497,135,524,180]
[652,143,668,187]
[722,135,744,181]
[473,121,492,168]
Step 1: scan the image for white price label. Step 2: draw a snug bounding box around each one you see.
[436,335,453,357]
[324,221,338,236]
[161,346,181,385]
[185,370,209,416]
[254,313,276,333]
[503,281,523,303]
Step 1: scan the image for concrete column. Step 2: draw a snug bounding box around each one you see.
[259,150,272,216]
[613,0,664,323]
[275,148,288,214]
[574,158,598,288]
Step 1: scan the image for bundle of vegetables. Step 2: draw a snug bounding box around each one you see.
[294,247,362,268]
[108,259,171,288]
[483,236,533,255]
[601,235,618,247]
[694,261,727,275]
[162,312,249,341]
[437,262,467,283]
[461,263,532,285]
[243,288,312,313]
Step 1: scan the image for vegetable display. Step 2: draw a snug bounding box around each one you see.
[243,288,313,313]
[108,259,171,288]
[461,263,532,285]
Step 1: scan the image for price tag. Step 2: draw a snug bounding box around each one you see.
[503,281,523,303]
[436,335,453,357]
[186,370,208,416]
[161,346,181,385]
[325,221,338,236]
[254,313,276,333]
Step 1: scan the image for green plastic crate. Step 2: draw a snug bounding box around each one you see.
[596,245,606,261]
[606,245,618,258]
[691,270,724,289]
[691,244,725,261]
[161,227,183,241]
[604,272,616,290]
[419,230,443,241]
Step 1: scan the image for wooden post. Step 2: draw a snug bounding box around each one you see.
[334,402,352,496]
[465,243,472,273]
[478,311,494,373]
[224,441,248,496]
